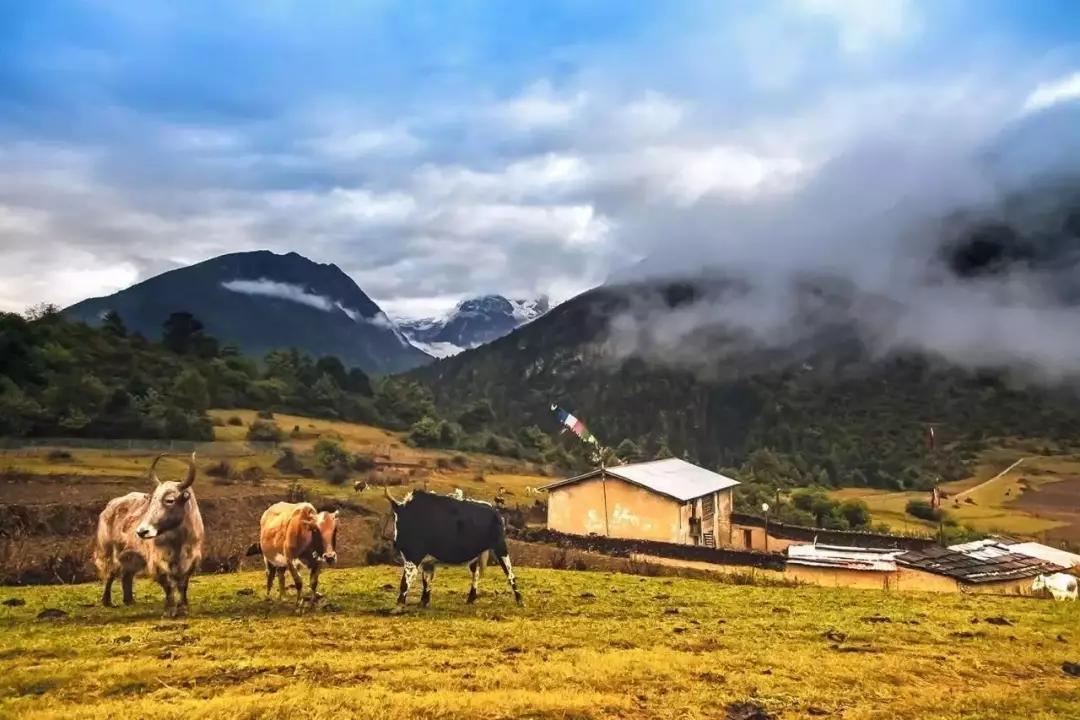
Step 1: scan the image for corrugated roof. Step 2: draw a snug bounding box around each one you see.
[897,545,1063,583]
[540,458,739,502]
[787,543,900,572]
[1008,542,1080,569]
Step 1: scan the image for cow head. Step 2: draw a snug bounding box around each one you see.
[135,453,197,539]
[1032,575,1048,592]
[311,509,340,565]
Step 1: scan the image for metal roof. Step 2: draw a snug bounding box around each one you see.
[1007,542,1080,569]
[787,543,901,572]
[897,545,1064,584]
[540,458,739,502]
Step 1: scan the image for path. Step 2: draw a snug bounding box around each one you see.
[952,457,1026,501]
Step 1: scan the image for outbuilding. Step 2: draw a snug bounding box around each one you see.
[542,458,739,546]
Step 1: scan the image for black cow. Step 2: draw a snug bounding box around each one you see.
[385,489,522,607]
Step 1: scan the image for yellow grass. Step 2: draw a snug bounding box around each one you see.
[1,567,1077,719]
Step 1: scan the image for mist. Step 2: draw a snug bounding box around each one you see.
[602,96,1080,384]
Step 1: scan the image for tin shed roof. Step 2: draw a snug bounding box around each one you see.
[897,545,1063,583]
[1007,542,1080,569]
[787,543,901,572]
[540,458,739,502]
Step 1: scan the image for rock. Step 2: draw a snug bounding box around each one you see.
[2,598,26,607]
[771,607,790,614]
[984,616,1013,626]
[579,592,596,599]
[321,603,344,613]
[861,615,891,623]
[663,607,680,615]
[1058,635,1068,644]
[823,629,846,643]
[381,584,395,592]
[236,588,255,596]
[113,635,132,644]
[1062,662,1080,678]
[807,708,829,716]
[36,608,67,620]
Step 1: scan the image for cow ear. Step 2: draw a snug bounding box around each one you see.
[333,509,340,518]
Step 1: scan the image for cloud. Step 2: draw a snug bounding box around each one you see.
[221,279,338,311]
[1022,71,1080,114]
[791,0,917,55]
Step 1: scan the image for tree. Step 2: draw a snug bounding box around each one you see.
[458,400,495,433]
[839,499,871,529]
[171,368,210,413]
[615,438,643,463]
[315,356,348,388]
[408,416,442,447]
[162,312,205,355]
[654,442,673,460]
[346,367,373,397]
[905,499,942,522]
[313,438,351,469]
[101,310,127,338]
[247,419,283,442]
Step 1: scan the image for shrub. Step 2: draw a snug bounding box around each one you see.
[256,409,274,420]
[273,446,305,474]
[211,417,226,427]
[286,479,307,502]
[905,499,943,522]
[246,419,282,442]
[45,449,73,463]
[314,438,350,470]
[408,416,442,447]
[351,453,376,472]
[205,459,233,478]
[227,416,244,426]
[436,457,452,471]
[240,465,265,485]
[451,454,468,469]
[839,499,871,529]
[326,464,350,486]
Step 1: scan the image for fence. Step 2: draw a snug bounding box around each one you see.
[0,437,280,457]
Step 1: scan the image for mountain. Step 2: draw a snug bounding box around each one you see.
[65,251,431,374]
[399,295,550,357]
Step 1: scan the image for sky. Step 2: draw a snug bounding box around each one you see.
[1,0,1079,320]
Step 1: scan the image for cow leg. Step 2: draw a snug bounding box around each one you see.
[277,567,287,600]
[176,573,190,617]
[287,561,304,607]
[420,561,435,607]
[157,576,177,618]
[121,572,135,605]
[494,552,523,606]
[466,557,482,604]
[264,562,275,600]
[101,570,117,607]
[309,565,322,605]
[397,556,418,606]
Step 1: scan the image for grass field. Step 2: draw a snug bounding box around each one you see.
[1,567,1078,720]
[831,446,1080,543]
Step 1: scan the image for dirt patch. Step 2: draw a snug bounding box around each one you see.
[1011,476,1080,543]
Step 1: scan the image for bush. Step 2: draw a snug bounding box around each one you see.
[838,499,871,529]
[451,454,468,469]
[408,416,442,447]
[436,457,452,471]
[351,453,376,472]
[905,499,943,522]
[45,449,73,463]
[240,465,265,485]
[227,416,244,426]
[273,446,305,474]
[326,464,350,486]
[256,409,274,420]
[211,417,225,427]
[314,438,350,470]
[246,419,282,442]
[205,459,233,478]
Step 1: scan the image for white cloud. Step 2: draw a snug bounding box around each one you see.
[792,0,916,54]
[493,80,588,130]
[222,278,337,311]
[1022,71,1080,115]
[307,125,423,159]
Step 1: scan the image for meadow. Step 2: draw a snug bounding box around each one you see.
[1,566,1078,720]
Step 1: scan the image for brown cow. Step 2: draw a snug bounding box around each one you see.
[93,453,204,618]
[259,502,339,607]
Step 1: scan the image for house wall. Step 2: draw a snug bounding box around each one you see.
[785,565,896,590]
[547,476,685,543]
[729,523,800,553]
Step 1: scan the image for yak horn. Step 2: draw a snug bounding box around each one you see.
[384,487,400,505]
[149,453,167,487]
[178,451,197,490]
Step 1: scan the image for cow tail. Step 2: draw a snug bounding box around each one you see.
[245,543,262,557]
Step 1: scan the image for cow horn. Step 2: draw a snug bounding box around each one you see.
[178,451,197,490]
[149,454,167,487]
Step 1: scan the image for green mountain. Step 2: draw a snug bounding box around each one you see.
[65,251,431,375]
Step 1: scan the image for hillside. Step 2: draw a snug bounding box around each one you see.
[415,279,1080,493]
[66,251,430,374]
[2,567,1078,719]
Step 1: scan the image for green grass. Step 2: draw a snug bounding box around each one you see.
[1,567,1078,719]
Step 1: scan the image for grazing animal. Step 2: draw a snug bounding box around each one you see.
[1032,573,1078,601]
[93,453,204,618]
[385,488,521,607]
[353,479,368,493]
[259,502,340,607]
[450,488,464,501]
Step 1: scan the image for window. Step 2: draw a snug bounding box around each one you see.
[743,528,753,549]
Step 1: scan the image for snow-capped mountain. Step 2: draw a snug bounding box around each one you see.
[398,295,550,357]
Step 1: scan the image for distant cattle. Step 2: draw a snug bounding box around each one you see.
[258,502,340,607]
[93,453,204,618]
[385,489,521,607]
[1032,573,1078,601]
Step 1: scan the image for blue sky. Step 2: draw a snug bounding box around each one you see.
[1,0,1079,317]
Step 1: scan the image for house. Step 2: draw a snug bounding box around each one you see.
[951,538,1080,572]
[541,458,739,546]
[729,512,937,554]
[785,544,904,590]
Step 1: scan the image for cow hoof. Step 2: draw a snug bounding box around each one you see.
[123,598,135,606]
[175,606,189,618]
[515,595,524,607]
[466,590,477,604]
[420,596,430,608]
[102,598,114,608]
